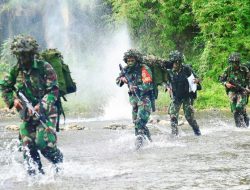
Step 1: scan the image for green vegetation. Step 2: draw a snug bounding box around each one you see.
[0,0,249,110]
[155,78,229,111]
[107,0,250,109]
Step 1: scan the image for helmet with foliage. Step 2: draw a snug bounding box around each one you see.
[123,49,143,63]
[228,52,240,64]
[169,50,184,63]
[10,35,39,56]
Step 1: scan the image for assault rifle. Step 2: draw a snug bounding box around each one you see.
[228,80,250,94]
[119,64,141,101]
[17,91,49,129]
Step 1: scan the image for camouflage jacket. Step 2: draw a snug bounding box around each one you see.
[220,65,250,92]
[116,64,154,97]
[0,59,59,117]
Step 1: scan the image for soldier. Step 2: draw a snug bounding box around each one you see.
[116,49,154,148]
[219,52,250,128]
[0,35,63,175]
[164,50,201,136]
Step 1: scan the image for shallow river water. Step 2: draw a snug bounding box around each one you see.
[1,111,250,190]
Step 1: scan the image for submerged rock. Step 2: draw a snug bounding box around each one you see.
[62,123,85,131]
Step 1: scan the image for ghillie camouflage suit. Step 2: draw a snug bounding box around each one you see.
[164,50,201,136]
[219,52,250,128]
[0,35,63,175]
[116,49,154,141]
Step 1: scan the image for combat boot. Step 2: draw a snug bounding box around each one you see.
[234,111,247,128]
[171,117,179,136]
[243,112,249,127]
[135,129,145,150]
[24,145,44,175]
[186,118,201,136]
[143,126,152,142]
[190,121,201,136]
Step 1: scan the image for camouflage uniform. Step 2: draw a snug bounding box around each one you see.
[0,35,63,174]
[165,50,201,136]
[219,53,250,127]
[116,49,154,140]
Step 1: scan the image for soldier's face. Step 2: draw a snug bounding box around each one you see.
[19,52,33,67]
[173,61,181,70]
[127,57,136,67]
[230,61,239,69]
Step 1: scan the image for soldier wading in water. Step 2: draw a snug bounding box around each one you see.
[116,49,155,149]
[0,35,63,175]
[164,50,201,136]
[219,52,250,128]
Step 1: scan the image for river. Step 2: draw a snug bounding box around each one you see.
[1,111,250,190]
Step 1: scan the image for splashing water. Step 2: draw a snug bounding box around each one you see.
[43,0,132,118]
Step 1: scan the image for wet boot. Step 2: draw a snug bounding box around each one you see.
[234,111,247,128]
[171,117,179,136]
[144,126,152,142]
[24,146,44,175]
[243,111,249,127]
[41,147,63,173]
[187,119,201,136]
[135,128,145,150]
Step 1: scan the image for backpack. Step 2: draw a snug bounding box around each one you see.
[39,49,76,96]
[142,55,169,99]
[39,49,77,131]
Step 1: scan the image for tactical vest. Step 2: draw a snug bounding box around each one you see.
[169,65,192,100]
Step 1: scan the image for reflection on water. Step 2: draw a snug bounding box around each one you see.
[1,112,250,190]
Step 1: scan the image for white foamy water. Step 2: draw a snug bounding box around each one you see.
[1,112,250,189]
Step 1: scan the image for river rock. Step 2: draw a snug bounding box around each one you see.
[5,125,19,131]
[64,123,85,131]
[149,118,160,124]
[104,124,128,130]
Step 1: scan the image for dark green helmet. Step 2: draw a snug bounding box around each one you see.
[169,50,184,63]
[10,35,39,56]
[228,52,240,64]
[123,49,143,63]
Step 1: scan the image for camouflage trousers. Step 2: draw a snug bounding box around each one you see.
[129,94,151,137]
[228,91,249,127]
[168,98,201,136]
[228,91,248,113]
[19,117,63,173]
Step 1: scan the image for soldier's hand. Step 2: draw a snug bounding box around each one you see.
[14,99,23,111]
[165,87,172,93]
[27,104,40,116]
[34,104,40,112]
[225,82,235,89]
[245,88,250,94]
[120,77,128,84]
[193,78,200,84]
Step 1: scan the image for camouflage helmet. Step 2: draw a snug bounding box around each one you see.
[228,52,240,64]
[123,49,143,63]
[10,35,39,56]
[169,50,184,63]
